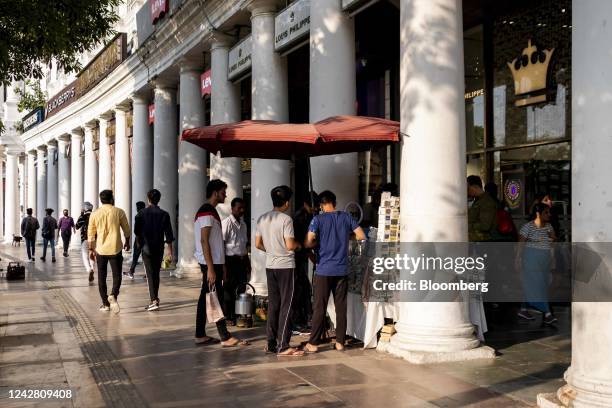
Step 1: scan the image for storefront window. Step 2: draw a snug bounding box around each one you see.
[464,25,485,152]
[492,0,571,148]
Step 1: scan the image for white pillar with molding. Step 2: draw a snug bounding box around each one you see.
[377,0,495,364]
[36,146,47,232]
[4,151,20,242]
[178,62,208,275]
[131,94,153,218]
[46,142,58,212]
[538,1,612,406]
[0,157,4,240]
[309,0,358,209]
[57,137,71,218]
[18,156,25,220]
[83,124,99,207]
[98,115,112,195]
[114,105,131,229]
[249,0,291,296]
[27,151,36,214]
[210,36,242,218]
[70,130,84,243]
[153,82,178,247]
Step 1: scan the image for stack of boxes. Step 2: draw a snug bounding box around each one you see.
[376,192,400,242]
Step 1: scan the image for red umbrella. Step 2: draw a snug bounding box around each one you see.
[181,115,400,159]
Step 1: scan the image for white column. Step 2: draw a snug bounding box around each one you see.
[538,1,612,406]
[377,0,494,364]
[153,82,178,243]
[0,157,4,240]
[57,137,71,217]
[131,94,153,215]
[309,0,358,209]
[178,62,208,274]
[70,130,84,236]
[114,106,131,227]
[27,151,36,214]
[36,146,47,231]
[4,151,19,242]
[210,36,242,218]
[249,0,291,296]
[83,124,99,207]
[98,115,112,194]
[18,156,25,220]
[46,142,58,212]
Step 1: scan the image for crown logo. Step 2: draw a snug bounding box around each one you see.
[507,40,554,106]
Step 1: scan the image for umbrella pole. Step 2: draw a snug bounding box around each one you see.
[306,155,315,207]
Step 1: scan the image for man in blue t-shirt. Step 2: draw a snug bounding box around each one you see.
[303,190,365,353]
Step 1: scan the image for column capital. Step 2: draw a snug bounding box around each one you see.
[246,0,279,16]
[115,101,131,113]
[178,57,203,74]
[98,111,113,122]
[70,128,84,139]
[47,140,58,148]
[83,120,97,131]
[130,92,150,105]
[209,32,234,50]
[27,149,37,156]
[151,77,178,90]
[57,133,71,142]
[36,145,47,153]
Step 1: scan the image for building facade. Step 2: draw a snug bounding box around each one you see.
[2,0,611,405]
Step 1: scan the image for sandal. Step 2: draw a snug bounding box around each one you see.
[222,338,250,348]
[335,343,345,352]
[194,336,216,345]
[303,343,319,354]
[277,347,305,357]
[264,344,276,354]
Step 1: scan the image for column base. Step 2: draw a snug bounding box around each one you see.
[537,392,565,408]
[377,339,495,364]
[538,383,612,408]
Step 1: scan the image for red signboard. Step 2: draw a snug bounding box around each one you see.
[148,104,155,125]
[151,0,169,24]
[201,70,212,96]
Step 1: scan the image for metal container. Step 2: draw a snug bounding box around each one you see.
[235,283,256,316]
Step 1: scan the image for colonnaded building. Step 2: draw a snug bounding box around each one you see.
[0,0,611,406]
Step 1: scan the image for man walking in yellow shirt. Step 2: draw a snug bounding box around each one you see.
[88,190,131,314]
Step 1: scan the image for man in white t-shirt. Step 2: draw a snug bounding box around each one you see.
[194,179,243,347]
[255,185,304,357]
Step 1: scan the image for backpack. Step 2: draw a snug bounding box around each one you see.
[496,208,514,235]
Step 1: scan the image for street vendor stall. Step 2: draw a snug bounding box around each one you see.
[182,115,401,348]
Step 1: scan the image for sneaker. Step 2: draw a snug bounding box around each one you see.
[52,257,56,263]
[122,271,134,280]
[88,271,94,282]
[145,301,159,311]
[63,252,68,257]
[40,257,46,262]
[543,314,558,325]
[27,258,34,263]
[518,310,535,320]
[99,305,110,312]
[108,295,120,314]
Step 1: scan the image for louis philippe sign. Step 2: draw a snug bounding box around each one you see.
[274,0,310,52]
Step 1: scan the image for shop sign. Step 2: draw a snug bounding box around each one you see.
[76,33,127,97]
[201,69,212,96]
[148,104,155,124]
[274,0,310,52]
[22,107,45,131]
[464,89,484,100]
[228,35,252,81]
[504,179,522,210]
[507,40,554,107]
[151,0,169,24]
[46,81,77,118]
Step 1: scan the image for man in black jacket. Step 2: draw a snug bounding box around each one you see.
[127,201,146,279]
[40,208,58,262]
[134,190,174,311]
[21,208,40,262]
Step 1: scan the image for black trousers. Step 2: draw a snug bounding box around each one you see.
[97,252,123,306]
[61,233,71,253]
[308,274,348,346]
[266,268,296,352]
[25,238,36,259]
[129,238,142,273]
[142,251,163,302]
[223,255,249,321]
[195,264,231,341]
[293,253,312,327]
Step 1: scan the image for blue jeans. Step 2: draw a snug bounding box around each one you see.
[522,247,551,314]
[42,238,56,259]
[25,238,36,259]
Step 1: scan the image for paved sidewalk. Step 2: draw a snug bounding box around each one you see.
[0,244,569,407]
